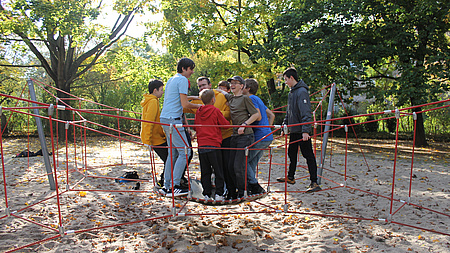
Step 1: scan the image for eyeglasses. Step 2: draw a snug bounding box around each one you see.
[230,81,242,85]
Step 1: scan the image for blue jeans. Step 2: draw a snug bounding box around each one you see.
[247,140,272,184]
[160,117,191,189]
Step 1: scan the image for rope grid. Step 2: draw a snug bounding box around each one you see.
[0,78,449,252]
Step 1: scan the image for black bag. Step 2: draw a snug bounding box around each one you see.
[115,171,140,190]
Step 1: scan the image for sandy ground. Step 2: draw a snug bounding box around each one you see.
[0,136,448,252]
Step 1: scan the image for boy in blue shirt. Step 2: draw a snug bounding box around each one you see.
[243,79,275,195]
[159,58,201,196]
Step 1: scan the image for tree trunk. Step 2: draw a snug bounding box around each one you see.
[412,106,428,147]
[56,89,73,142]
[266,77,276,95]
[1,114,8,136]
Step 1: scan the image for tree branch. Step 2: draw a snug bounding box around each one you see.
[0,63,42,68]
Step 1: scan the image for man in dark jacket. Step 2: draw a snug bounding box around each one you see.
[277,67,322,193]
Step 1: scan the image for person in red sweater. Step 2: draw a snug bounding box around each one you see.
[194,89,230,201]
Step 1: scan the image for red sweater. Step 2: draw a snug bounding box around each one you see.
[194,105,230,147]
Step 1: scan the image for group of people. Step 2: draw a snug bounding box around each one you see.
[140,57,321,201]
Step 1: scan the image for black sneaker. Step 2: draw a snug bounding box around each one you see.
[158,187,169,195]
[249,183,266,195]
[166,186,189,197]
[305,182,321,193]
[180,179,189,189]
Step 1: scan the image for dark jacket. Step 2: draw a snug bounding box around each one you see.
[283,80,312,134]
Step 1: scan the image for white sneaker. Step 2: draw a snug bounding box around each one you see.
[204,195,212,201]
[214,194,224,201]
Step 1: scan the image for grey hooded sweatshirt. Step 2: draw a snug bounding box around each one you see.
[283,80,313,134]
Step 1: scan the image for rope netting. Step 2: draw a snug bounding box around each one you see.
[0,79,449,252]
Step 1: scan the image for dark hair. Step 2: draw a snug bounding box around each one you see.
[244,78,259,95]
[177,57,195,73]
[199,89,215,105]
[197,76,211,84]
[218,80,230,90]
[148,79,164,94]
[283,67,299,82]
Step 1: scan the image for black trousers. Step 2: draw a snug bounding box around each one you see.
[287,133,318,183]
[221,137,232,196]
[153,142,168,181]
[199,149,225,196]
[228,134,254,197]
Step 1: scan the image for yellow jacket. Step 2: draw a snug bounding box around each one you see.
[185,90,233,139]
[140,94,166,146]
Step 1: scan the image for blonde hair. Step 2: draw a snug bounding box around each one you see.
[199,89,215,105]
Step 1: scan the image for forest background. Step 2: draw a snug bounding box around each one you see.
[0,0,449,147]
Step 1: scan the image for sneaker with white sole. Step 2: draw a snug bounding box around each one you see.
[158,187,168,195]
[166,186,189,197]
[214,194,224,201]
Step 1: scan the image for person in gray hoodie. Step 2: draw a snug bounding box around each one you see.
[277,67,322,193]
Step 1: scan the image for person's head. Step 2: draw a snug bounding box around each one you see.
[148,79,164,98]
[227,76,245,95]
[283,67,299,88]
[199,89,215,105]
[197,76,212,91]
[244,78,259,95]
[177,57,195,78]
[218,80,230,92]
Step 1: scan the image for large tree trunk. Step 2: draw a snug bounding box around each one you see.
[56,89,73,142]
[412,106,428,147]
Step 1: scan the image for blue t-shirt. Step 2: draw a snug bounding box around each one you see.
[250,95,273,141]
[160,73,189,119]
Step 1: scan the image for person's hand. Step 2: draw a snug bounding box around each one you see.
[238,126,245,135]
[302,132,310,141]
[280,124,287,136]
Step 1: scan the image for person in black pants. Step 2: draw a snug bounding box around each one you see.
[276,67,322,193]
[194,89,230,200]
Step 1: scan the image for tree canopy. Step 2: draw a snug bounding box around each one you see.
[0,0,449,144]
[255,0,450,146]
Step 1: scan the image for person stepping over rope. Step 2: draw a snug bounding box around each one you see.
[277,67,322,193]
[194,89,231,201]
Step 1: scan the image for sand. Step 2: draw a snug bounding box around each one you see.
[0,136,448,252]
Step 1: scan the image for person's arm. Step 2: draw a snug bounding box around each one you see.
[249,96,262,121]
[140,100,158,145]
[237,111,260,135]
[215,89,232,101]
[214,92,231,121]
[183,99,202,114]
[255,108,262,121]
[180,93,201,109]
[217,110,232,128]
[266,108,275,126]
[215,88,227,95]
[188,95,200,100]
[298,89,312,140]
